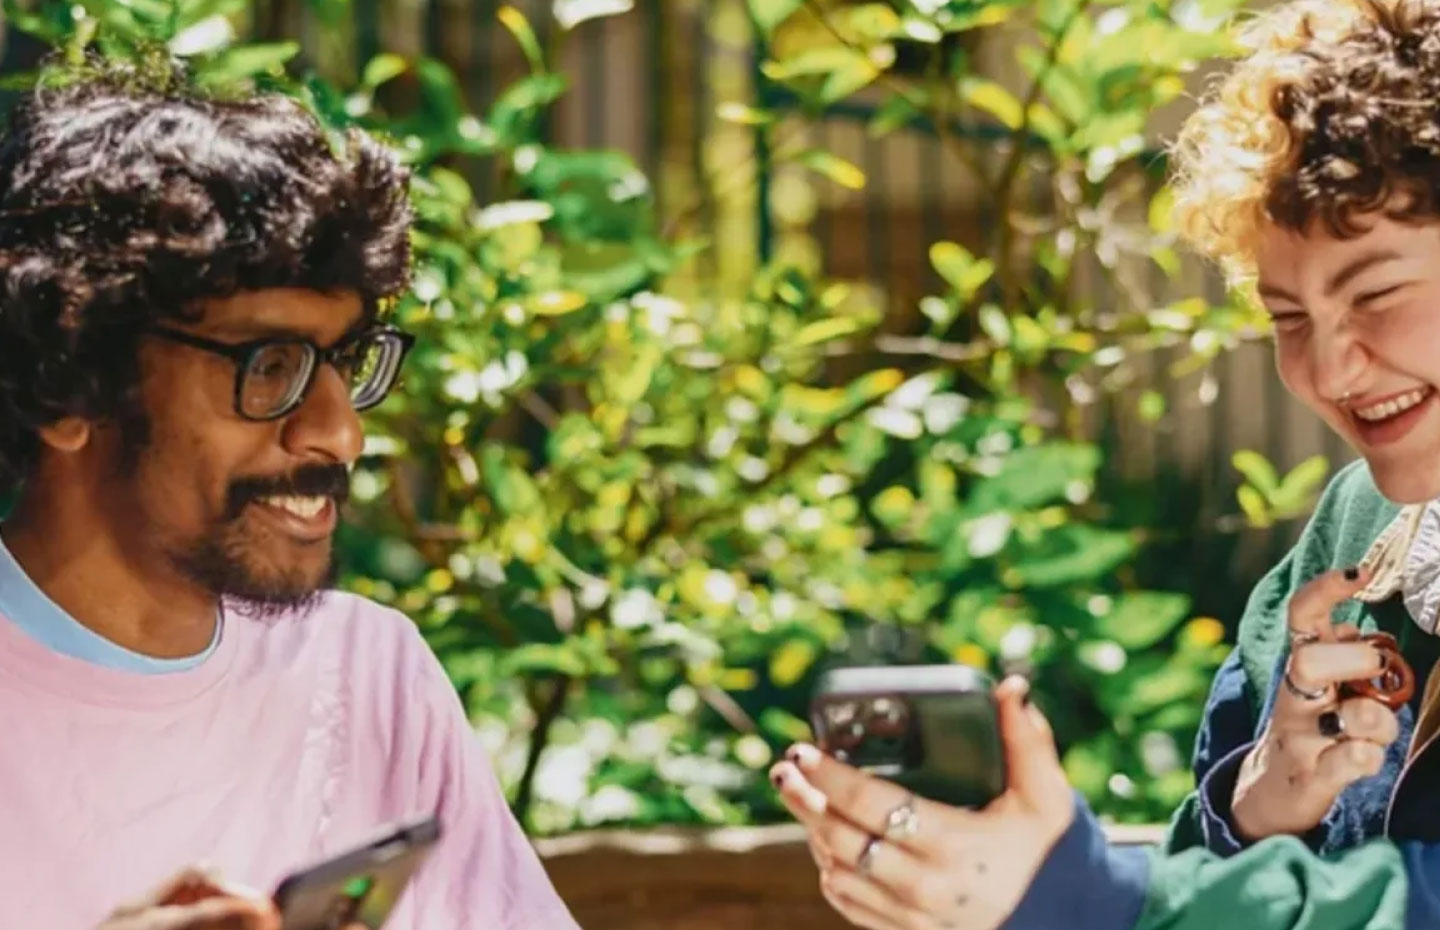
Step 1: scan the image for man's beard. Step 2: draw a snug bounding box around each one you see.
[115,407,350,618]
[168,530,339,620]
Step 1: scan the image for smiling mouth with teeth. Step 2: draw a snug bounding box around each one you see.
[257,494,330,519]
[1353,387,1436,423]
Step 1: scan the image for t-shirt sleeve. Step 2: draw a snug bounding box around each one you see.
[385,632,581,930]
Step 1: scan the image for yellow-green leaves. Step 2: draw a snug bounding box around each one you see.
[960,77,1025,130]
[498,5,544,72]
[930,242,995,299]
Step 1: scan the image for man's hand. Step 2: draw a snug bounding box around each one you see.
[98,866,281,930]
[769,677,1073,930]
[1232,568,1401,842]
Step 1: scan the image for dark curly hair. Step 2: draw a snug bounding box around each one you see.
[0,66,413,494]
[1171,0,1440,285]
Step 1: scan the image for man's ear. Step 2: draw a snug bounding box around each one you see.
[35,416,92,453]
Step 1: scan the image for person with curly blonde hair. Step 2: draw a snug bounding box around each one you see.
[769,1,1440,928]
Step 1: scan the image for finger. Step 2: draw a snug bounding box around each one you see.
[1334,623,1361,642]
[110,866,226,916]
[777,783,927,895]
[781,743,961,850]
[1337,696,1402,746]
[994,676,1068,817]
[1313,737,1387,791]
[821,869,920,930]
[130,897,280,930]
[1286,642,1388,695]
[1287,568,1371,640]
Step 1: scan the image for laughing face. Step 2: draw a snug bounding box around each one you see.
[1258,215,1440,503]
[114,288,366,613]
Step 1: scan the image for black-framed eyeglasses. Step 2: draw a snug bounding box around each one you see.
[146,324,416,421]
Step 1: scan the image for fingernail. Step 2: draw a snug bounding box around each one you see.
[1345,566,1360,581]
[789,743,821,770]
[771,769,785,789]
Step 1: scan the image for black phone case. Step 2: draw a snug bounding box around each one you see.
[273,816,442,930]
[810,665,1006,808]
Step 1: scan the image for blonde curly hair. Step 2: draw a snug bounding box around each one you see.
[1170,0,1440,287]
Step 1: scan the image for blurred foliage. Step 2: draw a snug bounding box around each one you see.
[2,0,1302,831]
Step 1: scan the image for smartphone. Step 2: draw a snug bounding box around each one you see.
[810,664,1006,809]
[273,815,442,930]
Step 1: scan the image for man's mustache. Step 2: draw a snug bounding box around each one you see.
[224,464,351,520]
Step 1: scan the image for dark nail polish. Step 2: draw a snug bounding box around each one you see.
[785,746,801,764]
[771,770,785,789]
[1345,566,1360,581]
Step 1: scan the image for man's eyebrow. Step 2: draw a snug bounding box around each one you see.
[1256,248,1407,305]
[210,315,370,344]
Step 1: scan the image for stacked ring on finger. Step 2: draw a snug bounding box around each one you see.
[856,835,883,877]
[1283,670,1329,702]
[882,794,920,840]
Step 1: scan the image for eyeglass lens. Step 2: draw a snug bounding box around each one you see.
[239,333,404,419]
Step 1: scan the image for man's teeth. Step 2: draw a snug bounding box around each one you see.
[259,495,328,519]
[1355,388,1433,422]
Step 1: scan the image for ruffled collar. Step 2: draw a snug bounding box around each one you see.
[1355,501,1440,634]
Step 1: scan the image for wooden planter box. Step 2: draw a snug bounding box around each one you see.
[536,823,1165,930]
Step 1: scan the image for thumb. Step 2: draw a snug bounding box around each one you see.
[995,676,1065,804]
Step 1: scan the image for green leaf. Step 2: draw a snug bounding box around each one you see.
[978,305,1012,346]
[868,93,922,137]
[799,150,866,190]
[1097,592,1191,650]
[1272,455,1330,514]
[1008,525,1135,588]
[1231,450,1279,498]
[1236,484,1272,529]
[747,0,804,36]
[793,316,863,347]
[967,442,1100,514]
[194,41,299,86]
[1138,390,1166,423]
[960,77,1024,130]
[770,639,818,687]
[362,52,409,89]
[498,5,545,72]
[1062,739,1112,797]
[501,642,587,677]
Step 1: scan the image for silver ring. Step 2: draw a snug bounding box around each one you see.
[1288,628,1322,647]
[883,794,920,840]
[856,835,883,877]
[1283,670,1329,702]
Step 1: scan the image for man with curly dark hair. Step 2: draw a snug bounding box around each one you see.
[769,2,1440,929]
[0,72,580,930]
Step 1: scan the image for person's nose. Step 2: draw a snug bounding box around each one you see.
[280,364,364,465]
[1308,320,1370,405]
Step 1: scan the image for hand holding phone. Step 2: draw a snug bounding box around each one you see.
[273,815,441,930]
[809,664,1006,808]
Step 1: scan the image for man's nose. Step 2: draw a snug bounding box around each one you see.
[280,365,364,465]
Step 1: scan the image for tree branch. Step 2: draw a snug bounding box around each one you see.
[994,0,1092,311]
[511,673,572,826]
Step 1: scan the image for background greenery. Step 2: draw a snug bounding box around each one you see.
[0,0,1332,832]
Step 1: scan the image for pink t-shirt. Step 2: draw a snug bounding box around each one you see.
[0,590,582,930]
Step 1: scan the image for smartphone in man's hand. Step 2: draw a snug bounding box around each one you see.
[273,815,441,930]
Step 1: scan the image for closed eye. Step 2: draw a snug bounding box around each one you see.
[1268,311,1308,332]
[1356,284,1405,305]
